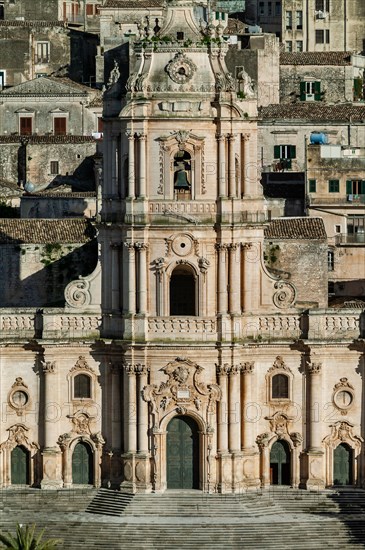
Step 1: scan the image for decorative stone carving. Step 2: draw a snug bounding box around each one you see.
[41,361,56,374]
[65,279,91,308]
[306,361,322,375]
[265,412,293,438]
[241,361,254,375]
[333,378,355,415]
[0,424,39,452]
[67,411,94,435]
[323,421,363,452]
[166,53,197,84]
[256,432,270,449]
[8,378,31,416]
[143,357,221,427]
[107,59,120,87]
[268,356,292,374]
[216,363,230,376]
[290,432,303,448]
[273,281,296,309]
[70,355,95,374]
[198,257,210,274]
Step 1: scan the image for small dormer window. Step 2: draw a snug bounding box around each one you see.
[177,31,184,41]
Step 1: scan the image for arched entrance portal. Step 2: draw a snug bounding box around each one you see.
[166,416,199,489]
[334,443,353,485]
[11,445,30,485]
[270,440,290,485]
[170,265,196,316]
[72,441,93,485]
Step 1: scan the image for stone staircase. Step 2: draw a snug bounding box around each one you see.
[1,488,365,549]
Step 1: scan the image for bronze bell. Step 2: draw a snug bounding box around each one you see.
[174,169,190,190]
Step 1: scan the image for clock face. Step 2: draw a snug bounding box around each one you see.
[12,390,28,407]
[334,390,353,409]
[166,53,197,84]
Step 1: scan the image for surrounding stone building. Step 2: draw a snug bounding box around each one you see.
[0,0,364,496]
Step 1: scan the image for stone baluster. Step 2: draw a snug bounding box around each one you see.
[228,365,241,452]
[241,361,255,450]
[216,364,229,453]
[217,134,226,197]
[136,364,149,453]
[307,361,322,451]
[124,243,136,314]
[228,243,241,315]
[215,244,228,315]
[126,131,135,198]
[228,134,236,198]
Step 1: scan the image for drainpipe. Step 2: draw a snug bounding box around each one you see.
[344,0,347,51]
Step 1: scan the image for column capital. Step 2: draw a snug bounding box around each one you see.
[215,243,229,251]
[241,361,255,375]
[125,131,135,140]
[216,363,230,376]
[124,242,135,252]
[135,242,149,251]
[136,132,147,141]
[216,133,225,142]
[41,360,56,374]
[135,363,150,375]
[307,361,322,375]
[124,362,137,375]
[242,133,250,142]
[229,364,240,376]
[241,242,253,250]
[229,243,239,251]
[227,133,236,141]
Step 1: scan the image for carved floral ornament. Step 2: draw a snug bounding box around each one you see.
[69,356,95,375]
[323,421,363,452]
[67,411,94,435]
[272,281,296,309]
[267,356,293,375]
[142,358,221,427]
[257,410,303,449]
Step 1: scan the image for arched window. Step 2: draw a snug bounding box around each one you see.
[170,265,196,316]
[74,374,91,399]
[272,374,289,399]
[173,150,191,200]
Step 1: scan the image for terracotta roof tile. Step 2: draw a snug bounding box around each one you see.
[0,136,96,144]
[260,103,365,122]
[0,219,95,244]
[0,20,67,28]
[103,0,164,7]
[264,217,327,240]
[280,52,352,66]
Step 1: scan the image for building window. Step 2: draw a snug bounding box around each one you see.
[346,180,365,195]
[19,116,32,135]
[36,42,50,63]
[86,3,100,15]
[285,11,292,30]
[335,224,341,234]
[275,2,281,16]
[74,374,91,399]
[259,1,265,16]
[268,2,272,16]
[53,116,66,135]
[300,81,321,101]
[327,250,334,271]
[274,145,296,169]
[170,265,196,316]
[0,70,5,90]
[176,31,184,40]
[296,10,303,29]
[309,179,316,192]
[315,0,329,13]
[315,30,330,44]
[97,117,103,133]
[50,161,59,175]
[285,41,292,52]
[174,150,191,200]
[347,216,365,243]
[296,41,303,52]
[272,374,289,399]
[328,179,339,193]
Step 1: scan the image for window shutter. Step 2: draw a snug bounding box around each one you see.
[309,179,316,192]
[314,81,321,101]
[300,81,306,101]
[361,180,365,194]
[274,145,280,159]
[346,180,352,194]
[289,145,296,159]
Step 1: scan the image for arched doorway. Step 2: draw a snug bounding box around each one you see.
[166,416,199,489]
[72,441,93,485]
[170,265,196,316]
[11,445,30,485]
[334,443,353,485]
[270,440,291,485]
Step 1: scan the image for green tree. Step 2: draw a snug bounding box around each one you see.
[0,524,61,549]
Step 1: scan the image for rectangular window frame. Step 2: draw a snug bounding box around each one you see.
[309,179,316,193]
[35,41,50,64]
[19,115,33,135]
[50,161,59,175]
[53,116,67,136]
[328,179,340,193]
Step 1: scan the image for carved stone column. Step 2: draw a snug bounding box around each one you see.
[138,133,147,197]
[41,360,63,489]
[241,133,250,196]
[126,131,135,198]
[215,244,228,315]
[228,365,241,452]
[256,434,270,489]
[121,363,137,493]
[110,243,120,311]
[228,243,241,315]
[241,361,255,451]
[135,242,148,314]
[124,243,136,314]
[242,243,254,312]
[134,363,151,493]
[217,134,226,197]
[126,364,137,453]
[216,364,231,493]
[304,360,325,490]
[228,134,236,198]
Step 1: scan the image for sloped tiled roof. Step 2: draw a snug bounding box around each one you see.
[280,52,352,66]
[265,218,327,240]
[0,136,95,144]
[260,104,365,122]
[1,77,89,97]
[0,219,96,244]
[103,0,164,7]
[0,20,67,28]
[224,18,246,35]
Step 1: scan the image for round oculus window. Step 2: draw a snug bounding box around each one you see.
[11,390,28,407]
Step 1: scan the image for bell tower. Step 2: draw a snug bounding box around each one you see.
[100,0,269,493]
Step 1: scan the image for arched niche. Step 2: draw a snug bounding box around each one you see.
[169,263,197,316]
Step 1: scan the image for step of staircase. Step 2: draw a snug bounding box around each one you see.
[85,488,134,516]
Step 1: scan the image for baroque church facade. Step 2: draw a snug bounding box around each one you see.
[0,0,364,494]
